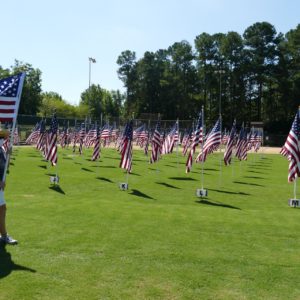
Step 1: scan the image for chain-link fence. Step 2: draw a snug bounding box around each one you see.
[16,114,286,147]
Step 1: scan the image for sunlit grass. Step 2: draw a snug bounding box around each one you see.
[0,146,299,300]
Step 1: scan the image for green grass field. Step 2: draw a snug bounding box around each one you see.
[1,146,299,300]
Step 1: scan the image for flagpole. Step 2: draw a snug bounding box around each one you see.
[201,106,205,190]
[176,118,179,169]
[217,69,225,187]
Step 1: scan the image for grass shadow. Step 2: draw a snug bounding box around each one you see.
[169,161,185,165]
[49,185,65,195]
[247,170,265,174]
[39,165,47,169]
[196,199,241,210]
[74,162,82,165]
[233,181,265,187]
[156,182,180,189]
[130,189,154,200]
[209,188,250,196]
[169,177,196,181]
[98,165,117,169]
[62,157,73,160]
[130,172,141,176]
[204,168,219,171]
[46,173,56,177]
[96,177,113,183]
[0,244,36,279]
[244,176,265,180]
[81,167,94,173]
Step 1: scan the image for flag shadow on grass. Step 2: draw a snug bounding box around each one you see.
[96,177,113,183]
[81,167,94,173]
[204,168,219,172]
[156,182,180,189]
[208,188,250,196]
[130,189,154,200]
[233,181,265,187]
[0,244,36,279]
[247,170,265,174]
[49,185,65,195]
[196,199,241,210]
[39,165,47,169]
[97,165,117,169]
[169,177,196,181]
[244,176,265,180]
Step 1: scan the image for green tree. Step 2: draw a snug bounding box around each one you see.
[10,60,43,115]
[117,50,137,116]
[38,92,78,118]
[243,22,280,121]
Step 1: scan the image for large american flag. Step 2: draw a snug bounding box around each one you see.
[280,109,300,182]
[120,120,133,172]
[186,113,202,173]
[196,117,221,163]
[46,114,58,166]
[150,119,162,164]
[0,73,25,123]
[224,120,236,165]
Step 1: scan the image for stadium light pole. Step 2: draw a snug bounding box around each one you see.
[88,57,96,122]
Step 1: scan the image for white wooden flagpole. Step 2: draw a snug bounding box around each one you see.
[201,106,205,190]
[176,118,179,169]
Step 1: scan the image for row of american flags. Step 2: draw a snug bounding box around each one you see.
[21,113,263,174]
[1,73,299,183]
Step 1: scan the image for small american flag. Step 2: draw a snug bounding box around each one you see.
[46,113,58,166]
[235,126,248,161]
[78,123,85,155]
[36,120,46,152]
[162,121,179,155]
[25,122,40,144]
[120,120,133,172]
[186,113,202,173]
[196,117,221,163]
[150,119,162,164]
[280,109,300,182]
[196,118,221,162]
[92,126,101,161]
[0,73,25,123]
[224,120,236,165]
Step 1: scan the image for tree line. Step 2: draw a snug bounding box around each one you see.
[117,22,300,133]
[1,21,299,133]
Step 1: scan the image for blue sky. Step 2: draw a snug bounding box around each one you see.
[2,0,299,105]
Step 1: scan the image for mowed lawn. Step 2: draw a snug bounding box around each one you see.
[1,146,300,300]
